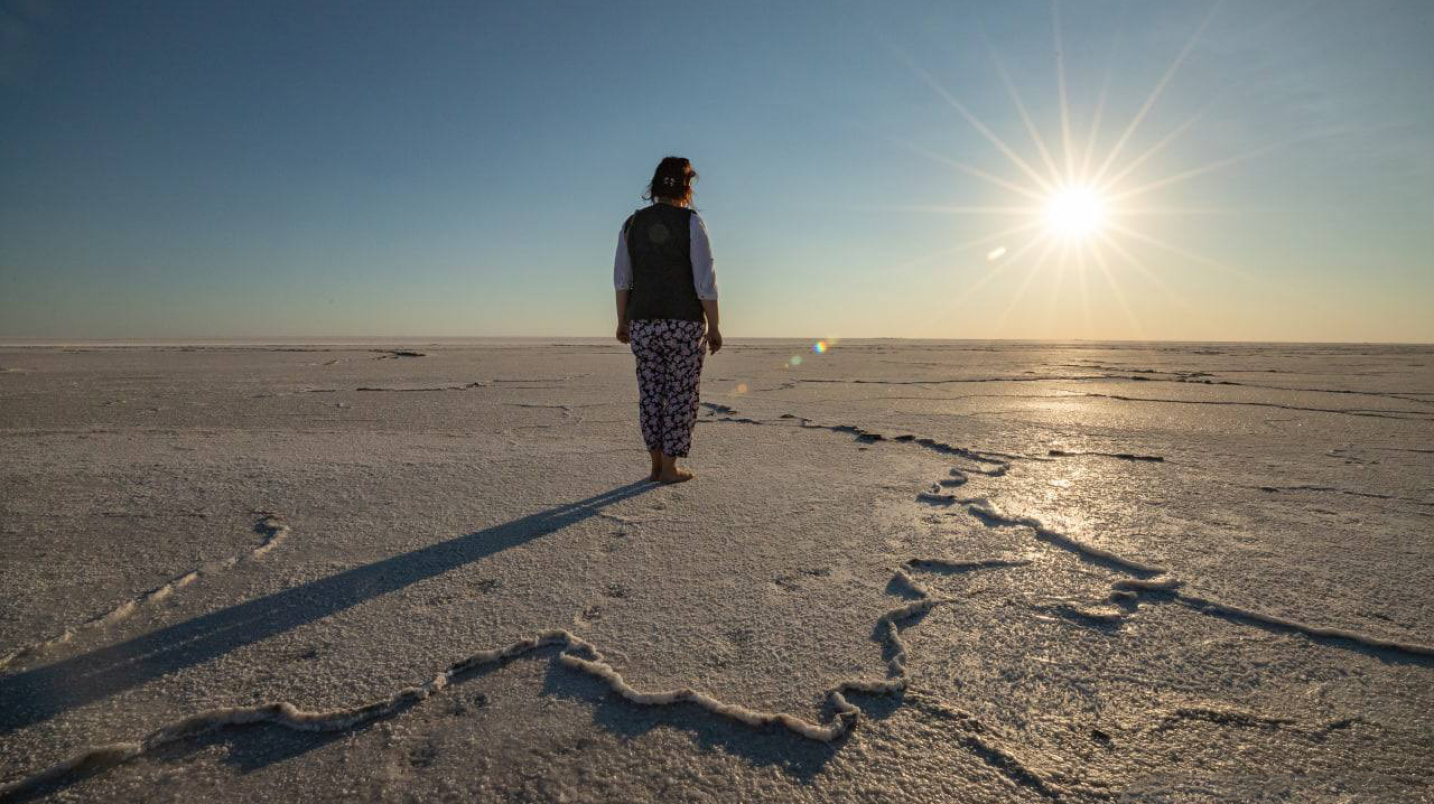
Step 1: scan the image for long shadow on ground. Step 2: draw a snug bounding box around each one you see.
[0,481,653,736]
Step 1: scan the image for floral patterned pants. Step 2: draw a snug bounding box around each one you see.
[628,318,706,457]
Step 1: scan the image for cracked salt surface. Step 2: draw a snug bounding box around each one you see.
[0,516,289,672]
[0,340,1431,802]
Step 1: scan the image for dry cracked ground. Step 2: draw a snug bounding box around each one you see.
[1,340,1431,803]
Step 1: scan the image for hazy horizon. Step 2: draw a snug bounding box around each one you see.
[3,1,1431,342]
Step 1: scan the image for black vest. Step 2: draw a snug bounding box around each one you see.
[623,204,705,323]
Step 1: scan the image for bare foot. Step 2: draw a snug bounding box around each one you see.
[648,449,663,482]
[657,454,694,484]
[658,467,695,484]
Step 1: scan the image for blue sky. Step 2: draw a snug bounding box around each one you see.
[2,0,1430,341]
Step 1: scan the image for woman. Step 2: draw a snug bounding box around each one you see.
[613,156,722,485]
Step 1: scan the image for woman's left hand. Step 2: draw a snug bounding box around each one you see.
[616,321,630,344]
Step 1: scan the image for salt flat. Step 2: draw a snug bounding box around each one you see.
[1,339,1431,803]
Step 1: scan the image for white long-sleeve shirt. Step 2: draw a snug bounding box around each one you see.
[612,211,718,300]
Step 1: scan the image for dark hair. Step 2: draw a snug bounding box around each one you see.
[643,156,697,205]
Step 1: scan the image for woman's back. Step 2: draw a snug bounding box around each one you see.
[623,204,704,323]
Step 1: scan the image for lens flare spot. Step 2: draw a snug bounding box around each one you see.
[789,355,803,366]
[735,383,748,394]
[812,341,828,354]
[987,246,1007,261]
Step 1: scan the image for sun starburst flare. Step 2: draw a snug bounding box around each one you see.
[879,0,1286,337]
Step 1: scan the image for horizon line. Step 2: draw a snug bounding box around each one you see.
[2,336,1431,348]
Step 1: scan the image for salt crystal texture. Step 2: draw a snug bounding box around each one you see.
[0,339,1431,802]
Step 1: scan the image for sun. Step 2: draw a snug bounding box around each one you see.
[1043,185,1107,238]
[884,2,1257,337]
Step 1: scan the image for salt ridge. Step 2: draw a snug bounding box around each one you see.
[5,401,1429,795]
[0,516,290,672]
[708,404,1434,659]
[0,566,986,799]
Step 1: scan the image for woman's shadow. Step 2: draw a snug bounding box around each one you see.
[0,481,653,736]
